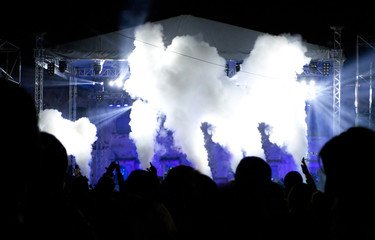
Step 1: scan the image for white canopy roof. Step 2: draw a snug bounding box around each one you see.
[47,15,330,61]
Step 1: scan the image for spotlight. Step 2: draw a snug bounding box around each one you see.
[115,100,122,108]
[93,62,102,75]
[108,102,114,107]
[309,61,318,73]
[47,62,55,75]
[322,62,331,76]
[96,95,103,101]
[236,63,241,72]
[115,79,123,88]
[59,60,67,72]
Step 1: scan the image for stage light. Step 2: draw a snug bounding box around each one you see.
[236,62,241,72]
[309,61,318,73]
[108,103,114,107]
[93,62,102,75]
[322,62,330,76]
[96,95,103,101]
[59,60,67,72]
[108,78,124,88]
[115,80,123,88]
[47,62,55,75]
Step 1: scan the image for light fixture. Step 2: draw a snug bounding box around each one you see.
[47,62,55,75]
[93,62,102,75]
[59,60,67,72]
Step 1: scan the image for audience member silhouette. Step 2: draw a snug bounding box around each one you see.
[0,79,40,239]
[159,165,217,240]
[25,131,95,239]
[319,127,375,239]
[121,164,176,240]
[217,156,288,240]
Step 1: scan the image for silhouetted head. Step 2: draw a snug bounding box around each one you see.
[125,169,159,197]
[39,132,68,190]
[235,156,271,189]
[94,175,115,197]
[319,127,375,195]
[284,171,303,193]
[71,176,89,196]
[162,165,196,193]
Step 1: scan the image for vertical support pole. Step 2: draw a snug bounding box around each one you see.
[331,26,343,135]
[369,62,373,129]
[34,33,45,114]
[18,51,21,85]
[355,35,360,126]
[68,69,77,121]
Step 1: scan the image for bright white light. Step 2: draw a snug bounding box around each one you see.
[109,80,115,87]
[309,87,316,100]
[124,23,311,176]
[115,79,123,88]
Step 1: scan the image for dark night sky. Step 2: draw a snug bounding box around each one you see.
[1,0,375,65]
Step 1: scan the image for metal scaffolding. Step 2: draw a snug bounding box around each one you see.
[355,35,375,128]
[68,72,78,121]
[0,40,21,85]
[331,26,343,135]
[34,33,45,113]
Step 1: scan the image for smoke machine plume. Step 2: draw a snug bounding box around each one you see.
[124,23,311,176]
[38,109,97,178]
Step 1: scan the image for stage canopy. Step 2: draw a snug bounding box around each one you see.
[45,15,330,62]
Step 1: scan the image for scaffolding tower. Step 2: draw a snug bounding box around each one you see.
[331,26,343,135]
[355,35,375,128]
[34,33,45,113]
[0,40,21,85]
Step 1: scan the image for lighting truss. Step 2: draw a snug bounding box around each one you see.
[73,67,121,78]
[0,40,22,85]
[331,26,343,135]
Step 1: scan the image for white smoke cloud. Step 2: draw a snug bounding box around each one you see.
[236,34,310,169]
[38,109,97,178]
[129,99,160,169]
[124,23,310,176]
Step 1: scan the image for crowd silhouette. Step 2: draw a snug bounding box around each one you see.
[2,78,375,240]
